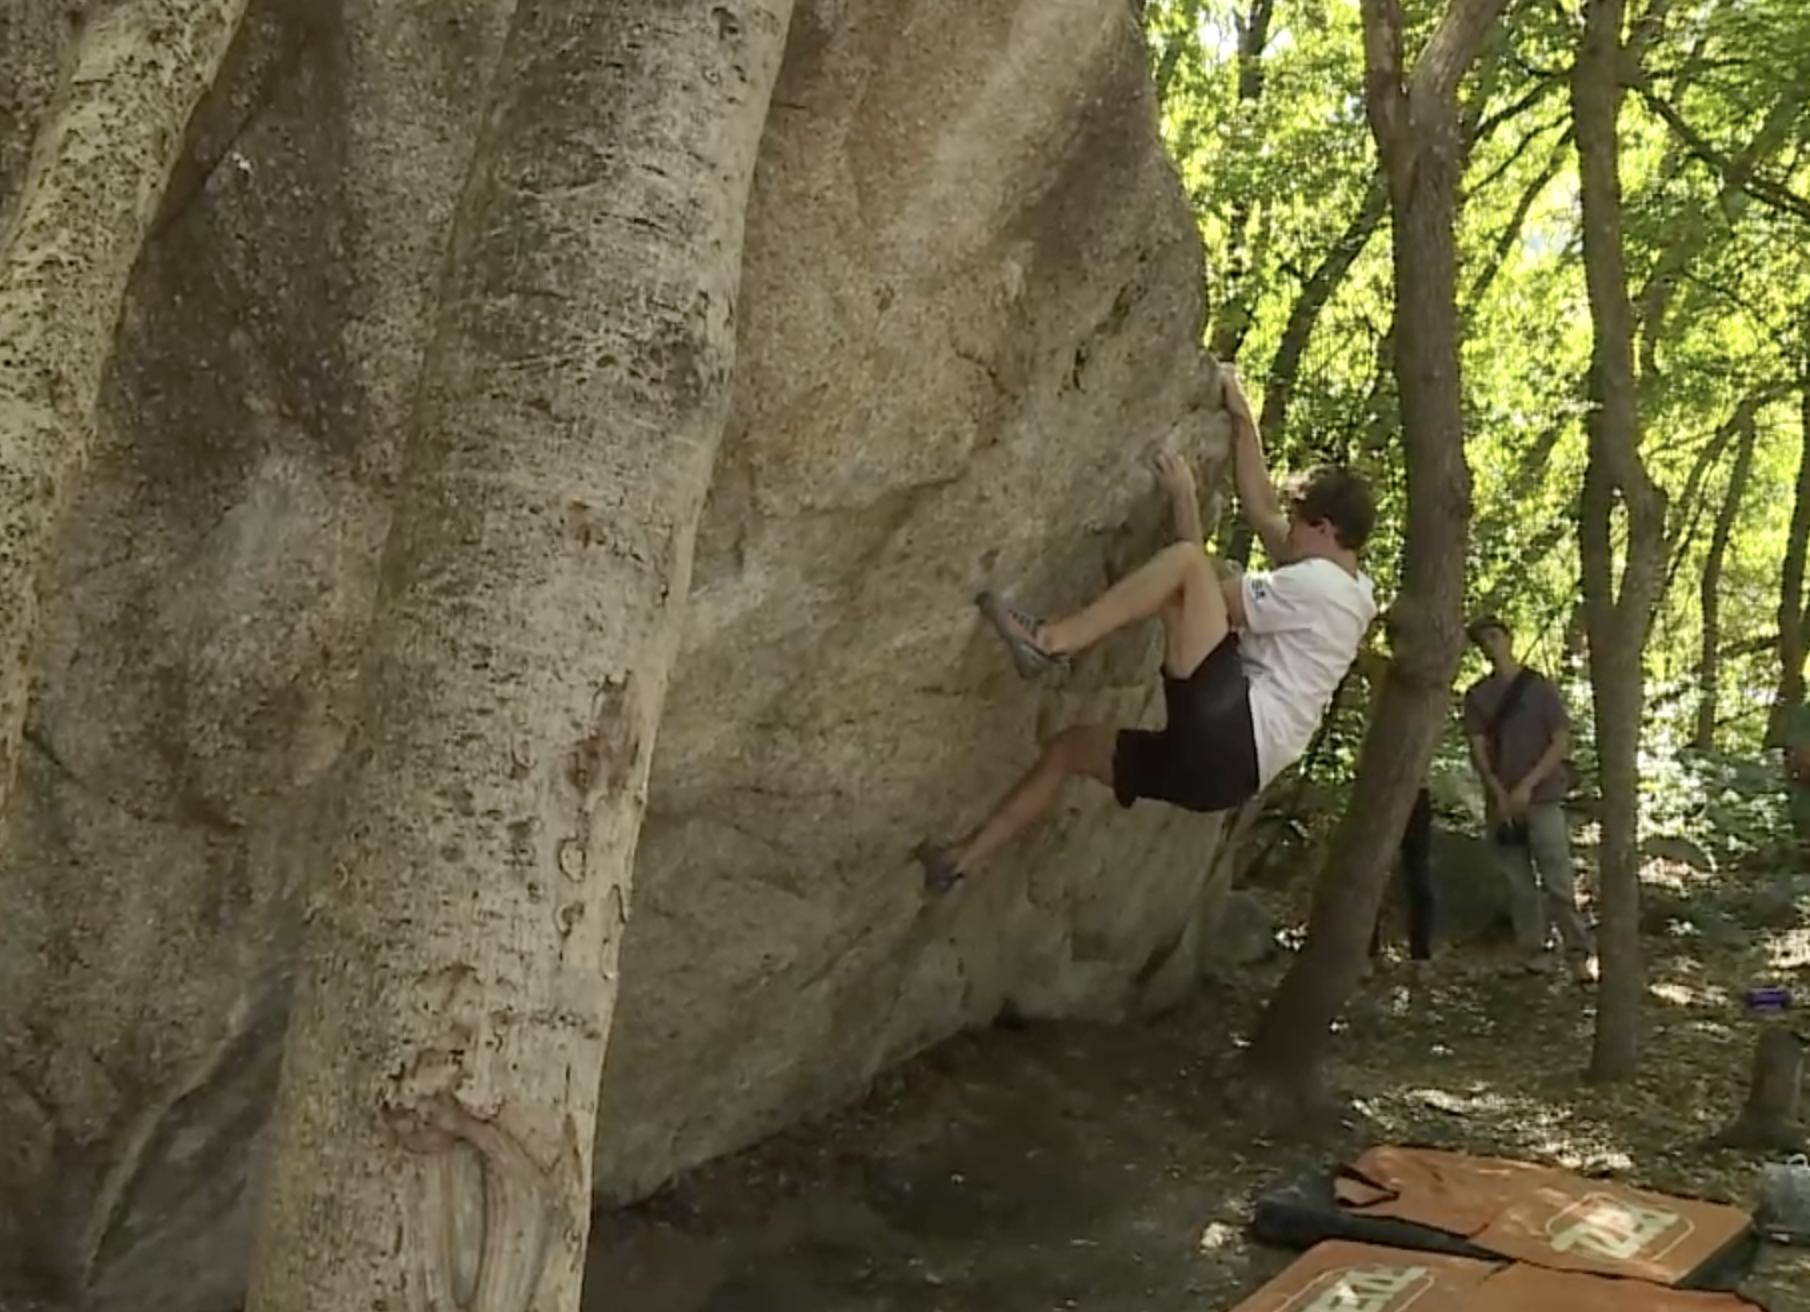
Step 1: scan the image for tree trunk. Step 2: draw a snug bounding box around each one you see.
[1704,1026,1805,1153]
[0,0,251,826]
[1259,180,1388,461]
[1573,0,1667,1084]
[1465,132,1570,313]
[1664,405,1745,564]
[1774,348,1810,746]
[1220,36,1530,568]
[1238,0,1505,1124]
[243,4,794,1310]
[1225,180,1388,567]
[1694,405,1759,751]
[1206,0,1278,363]
[1632,53,1798,385]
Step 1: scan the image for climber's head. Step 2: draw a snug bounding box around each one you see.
[1283,464,1374,563]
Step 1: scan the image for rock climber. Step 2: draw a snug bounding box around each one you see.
[913,365,1378,893]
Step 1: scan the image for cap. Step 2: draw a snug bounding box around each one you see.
[1465,613,1509,643]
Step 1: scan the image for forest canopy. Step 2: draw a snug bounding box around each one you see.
[1145,0,1810,791]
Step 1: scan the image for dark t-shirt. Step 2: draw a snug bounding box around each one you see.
[1462,668,1570,804]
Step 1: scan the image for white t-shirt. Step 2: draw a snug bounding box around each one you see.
[1238,558,1378,786]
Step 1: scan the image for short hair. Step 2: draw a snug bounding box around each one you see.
[1288,464,1375,551]
[1466,613,1510,644]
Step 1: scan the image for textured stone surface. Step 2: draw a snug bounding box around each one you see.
[0,0,516,1303]
[0,1,70,214]
[594,0,1228,1203]
[0,0,1228,1305]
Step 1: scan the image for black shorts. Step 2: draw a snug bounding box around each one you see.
[1112,633,1260,815]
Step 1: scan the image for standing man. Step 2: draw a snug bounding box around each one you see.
[912,367,1378,893]
[1461,615,1593,977]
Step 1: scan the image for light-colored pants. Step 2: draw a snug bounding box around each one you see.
[1491,803,1592,957]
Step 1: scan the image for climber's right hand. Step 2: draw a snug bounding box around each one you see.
[1153,449,1195,502]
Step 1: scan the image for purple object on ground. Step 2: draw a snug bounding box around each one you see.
[1746,985,1793,1012]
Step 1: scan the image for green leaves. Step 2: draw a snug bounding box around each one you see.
[1147,0,1810,761]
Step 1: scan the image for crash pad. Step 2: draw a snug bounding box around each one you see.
[1227,1242,1766,1312]
[1475,1263,1763,1311]
[1251,1145,1756,1288]
[1225,1241,1498,1312]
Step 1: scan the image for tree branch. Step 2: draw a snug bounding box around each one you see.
[1470,111,1567,198]
[1258,179,1388,449]
[1467,132,1571,310]
[1471,68,1567,144]
[1648,632,1779,713]
[1409,0,1517,108]
[1627,0,1678,61]
[1635,85,1810,224]
[1360,0,1409,155]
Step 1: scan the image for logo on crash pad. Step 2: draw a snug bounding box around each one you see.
[1281,1263,1435,1312]
[1546,1193,1690,1263]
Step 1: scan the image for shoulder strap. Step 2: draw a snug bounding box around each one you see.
[1486,668,1537,747]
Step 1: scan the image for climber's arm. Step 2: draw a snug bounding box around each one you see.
[1222,368,1289,560]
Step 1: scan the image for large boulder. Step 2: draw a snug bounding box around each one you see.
[1420,824,1517,947]
[593,0,1228,1203]
[0,0,1228,1306]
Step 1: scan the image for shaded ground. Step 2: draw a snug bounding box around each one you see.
[583,858,1810,1312]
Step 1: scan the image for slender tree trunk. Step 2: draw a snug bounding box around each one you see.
[1238,0,1505,1123]
[1774,347,1810,745]
[1663,404,1751,563]
[1207,0,1277,362]
[1225,181,1388,566]
[1466,133,1570,313]
[0,0,251,825]
[1653,390,1790,653]
[1704,1026,1805,1153]
[1637,95,1798,382]
[1258,181,1387,459]
[1573,0,1667,1084]
[1694,405,1759,751]
[244,4,794,1310]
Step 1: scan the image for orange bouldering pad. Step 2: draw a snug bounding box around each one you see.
[1332,1145,1753,1286]
[1226,1241,1497,1312]
[1471,1264,1762,1311]
[1227,1244,1766,1312]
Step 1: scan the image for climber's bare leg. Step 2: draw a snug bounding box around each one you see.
[923,563,1232,881]
[947,725,1117,876]
[1014,542,1230,675]
[1150,549,1231,679]
[921,546,1236,890]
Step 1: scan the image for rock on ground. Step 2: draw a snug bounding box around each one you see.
[1207,890,1277,969]
[0,0,1229,1307]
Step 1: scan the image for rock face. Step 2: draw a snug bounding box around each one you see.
[0,0,1228,1307]
[593,0,1228,1203]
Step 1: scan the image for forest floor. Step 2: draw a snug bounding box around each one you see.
[582,857,1810,1312]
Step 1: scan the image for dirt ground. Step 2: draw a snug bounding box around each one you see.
[582,859,1810,1312]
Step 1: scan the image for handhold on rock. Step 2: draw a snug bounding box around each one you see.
[912,841,963,896]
